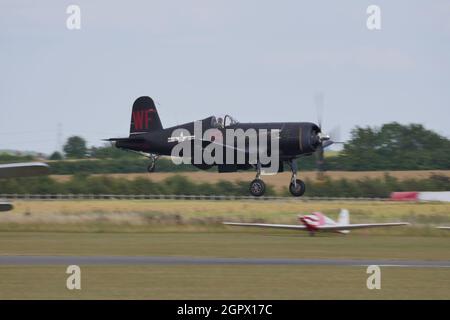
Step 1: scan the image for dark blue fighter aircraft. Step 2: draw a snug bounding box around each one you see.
[108,96,335,197]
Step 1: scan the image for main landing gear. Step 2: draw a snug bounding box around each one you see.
[248,160,306,197]
[287,159,306,197]
[147,154,159,173]
[249,163,265,197]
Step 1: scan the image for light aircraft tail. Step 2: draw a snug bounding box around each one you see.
[129,96,163,135]
[338,209,350,225]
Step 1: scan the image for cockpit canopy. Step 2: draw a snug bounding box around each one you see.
[210,115,239,128]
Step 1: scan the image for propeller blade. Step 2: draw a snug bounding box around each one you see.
[322,140,334,148]
[315,92,324,130]
[329,125,341,142]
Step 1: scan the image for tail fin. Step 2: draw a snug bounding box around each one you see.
[129,96,163,135]
[338,209,350,225]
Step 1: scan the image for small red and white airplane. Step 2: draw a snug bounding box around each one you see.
[223,209,409,236]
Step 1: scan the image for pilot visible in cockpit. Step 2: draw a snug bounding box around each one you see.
[217,117,224,128]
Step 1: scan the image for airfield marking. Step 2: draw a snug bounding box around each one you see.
[0,256,449,268]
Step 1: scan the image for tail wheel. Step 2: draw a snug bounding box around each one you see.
[289,179,306,197]
[249,179,266,197]
[147,162,156,173]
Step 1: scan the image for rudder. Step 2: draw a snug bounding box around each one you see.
[130,96,163,135]
[338,209,350,225]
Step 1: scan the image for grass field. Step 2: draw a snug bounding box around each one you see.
[0,232,449,260]
[0,199,449,299]
[0,232,449,299]
[1,199,449,234]
[1,265,449,299]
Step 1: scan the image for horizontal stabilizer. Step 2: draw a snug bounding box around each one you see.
[104,137,145,143]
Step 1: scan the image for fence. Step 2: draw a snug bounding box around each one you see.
[0,194,389,202]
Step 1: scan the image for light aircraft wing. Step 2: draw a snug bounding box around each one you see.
[437,226,450,230]
[317,222,410,231]
[0,202,13,212]
[223,222,307,230]
[0,162,50,179]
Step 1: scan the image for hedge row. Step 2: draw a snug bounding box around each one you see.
[1,174,449,198]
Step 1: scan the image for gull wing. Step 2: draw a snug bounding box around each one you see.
[197,130,279,155]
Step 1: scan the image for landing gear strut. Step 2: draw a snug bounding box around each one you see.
[147,154,159,173]
[288,159,306,197]
[249,162,265,197]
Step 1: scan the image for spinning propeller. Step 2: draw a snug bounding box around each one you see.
[313,93,343,178]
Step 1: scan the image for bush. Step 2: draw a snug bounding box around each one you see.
[1,174,449,197]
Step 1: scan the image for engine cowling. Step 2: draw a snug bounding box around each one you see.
[280,123,321,156]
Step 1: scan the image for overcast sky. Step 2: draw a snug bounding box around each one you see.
[1,0,449,154]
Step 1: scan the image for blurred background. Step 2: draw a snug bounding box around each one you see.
[1,1,450,197]
[1,1,450,300]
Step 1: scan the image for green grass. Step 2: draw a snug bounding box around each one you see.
[0,199,449,299]
[0,232,449,260]
[0,265,449,299]
[2,200,450,235]
[0,232,449,299]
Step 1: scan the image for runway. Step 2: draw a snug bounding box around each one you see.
[0,256,449,267]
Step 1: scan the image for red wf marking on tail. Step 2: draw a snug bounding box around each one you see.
[133,109,156,130]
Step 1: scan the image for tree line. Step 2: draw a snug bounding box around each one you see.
[2,122,450,172]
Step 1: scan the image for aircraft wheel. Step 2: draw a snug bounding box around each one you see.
[249,179,266,197]
[289,179,306,197]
